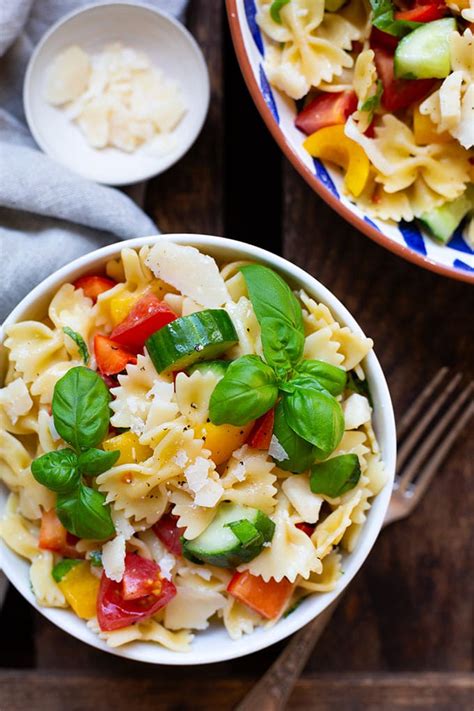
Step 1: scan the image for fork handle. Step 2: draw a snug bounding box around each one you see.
[235,599,339,711]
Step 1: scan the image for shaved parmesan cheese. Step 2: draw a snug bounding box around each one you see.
[145,242,230,308]
[269,434,289,462]
[46,45,91,105]
[46,43,186,153]
[102,535,126,582]
[343,393,372,430]
[185,457,213,493]
[0,378,33,424]
[194,479,223,508]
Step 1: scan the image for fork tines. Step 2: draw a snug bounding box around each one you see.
[395,368,473,497]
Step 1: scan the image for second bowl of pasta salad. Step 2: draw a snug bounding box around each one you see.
[0,235,395,664]
[227,0,474,281]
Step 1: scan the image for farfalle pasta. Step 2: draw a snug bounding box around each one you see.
[0,241,387,650]
[257,0,474,245]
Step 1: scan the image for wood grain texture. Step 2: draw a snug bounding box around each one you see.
[0,672,472,711]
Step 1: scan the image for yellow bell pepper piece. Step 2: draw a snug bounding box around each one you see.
[58,562,100,620]
[413,106,450,145]
[150,278,179,298]
[109,291,139,326]
[303,125,370,197]
[194,421,254,466]
[103,431,152,465]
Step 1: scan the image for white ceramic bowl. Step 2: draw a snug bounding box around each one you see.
[0,234,396,664]
[24,3,210,185]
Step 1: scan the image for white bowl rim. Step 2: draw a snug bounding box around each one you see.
[23,1,210,186]
[0,234,396,665]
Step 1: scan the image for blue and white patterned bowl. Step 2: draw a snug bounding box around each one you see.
[227,0,474,283]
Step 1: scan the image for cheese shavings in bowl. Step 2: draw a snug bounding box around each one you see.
[45,43,187,153]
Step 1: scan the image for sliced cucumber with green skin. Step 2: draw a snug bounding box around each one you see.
[182,503,275,568]
[146,310,238,373]
[419,191,472,243]
[325,0,347,11]
[187,359,230,379]
[394,18,457,79]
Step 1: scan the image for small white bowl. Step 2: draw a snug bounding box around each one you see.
[0,234,396,664]
[23,3,210,185]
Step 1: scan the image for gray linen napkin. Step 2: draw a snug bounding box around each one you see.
[0,0,188,321]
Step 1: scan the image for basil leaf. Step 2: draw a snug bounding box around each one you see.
[78,448,120,475]
[241,265,304,371]
[347,371,373,406]
[283,380,344,453]
[56,484,115,540]
[51,558,82,583]
[369,0,421,37]
[310,454,361,498]
[31,449,80,494]
[360,80,383,114]
[270,0,290,23]
[271,401,318,473]
[52,366,111,452]
[62,327,89,365]
[295,360,347,396]
[209,355,278,426]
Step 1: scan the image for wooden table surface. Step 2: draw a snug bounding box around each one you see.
[1,2,473,709]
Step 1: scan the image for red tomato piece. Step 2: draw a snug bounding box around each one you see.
[295,91,357,136]
[110,293,177,352]
[247,408,275,450]
[373,47,437,112]
[370,27,399,51]
[395,3,446,21]
[227,571,294,619]
[122,553,163,601]
[295,522,315,537]
[153,513,185,557]
[39,510,82,558]
[94,335,137,376]
[73,275,116,303]
[97,553,177,631]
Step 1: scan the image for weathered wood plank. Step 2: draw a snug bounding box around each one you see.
[1,671,472,710]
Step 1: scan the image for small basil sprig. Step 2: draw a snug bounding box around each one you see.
[31,366,118,541]
[360,80,383,115]
[52,558,82,583]
[210,355,278,426]
[347,371,373,406]
[369,0,421,37]
[62,327,89,365]
[270,0,290,23]
[310,454,361,498]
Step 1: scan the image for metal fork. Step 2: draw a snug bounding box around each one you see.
[236,368,473,711]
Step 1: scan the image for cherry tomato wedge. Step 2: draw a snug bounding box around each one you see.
[97,553,177,631]
[247,408,275,450]
[122,553,164,600]
[39,509,82,558]
[373,47,437,112]
[370,27,399,51]
[395,3,446,21]
[295,91,357,136]
[94,335,137,376]
[227,571,294,619]
[295,522,316,537]
[73,275,116,303]
[110,293,178,352]
[153,513,185,557]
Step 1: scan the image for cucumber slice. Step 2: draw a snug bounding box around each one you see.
[146,310,238,373]
[325,0,347,11]
[419,191,472,243]
[182,503,275,568]
[394,18,456,79]
[187,360,230,379]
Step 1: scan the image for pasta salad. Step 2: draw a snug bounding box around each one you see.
[256,0,474,247]
[0,241,387,651]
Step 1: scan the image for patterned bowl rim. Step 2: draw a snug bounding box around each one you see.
[226,0,474,285]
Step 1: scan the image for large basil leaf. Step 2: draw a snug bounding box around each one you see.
[78,448,120,475]
[310,454,361,498]
[241,265,304,371]
[370,0,421,36]
[52,366,111,452]
[271,401,318,473]
[56,484,115,540]
[31,449,80,494]
[295,360,347,396]
[283,378,344,453]
[209,355,278,426]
